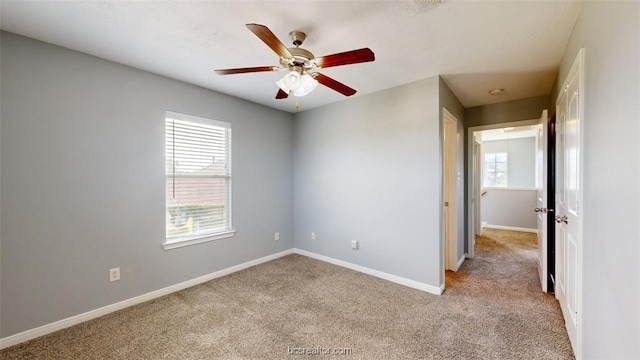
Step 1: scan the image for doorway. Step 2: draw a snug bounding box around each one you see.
[466,116,552,289]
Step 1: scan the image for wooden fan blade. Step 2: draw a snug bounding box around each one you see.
[315,48,375,69]
[312,73,357,96]
[215,66,277,75]
[246,23,293,59]
[276,89,289,99]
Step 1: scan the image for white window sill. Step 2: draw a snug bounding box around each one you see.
[163,229,236,250]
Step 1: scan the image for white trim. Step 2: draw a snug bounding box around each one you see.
[163,229,236,250]
[293,248,444,295]
[455,255,466,271]
[165,110,230,129]
[0,249,293,350]
[483,224,537,233]
[482,187,538,191]
[575,47,584,360]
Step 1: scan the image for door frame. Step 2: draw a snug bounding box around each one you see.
[473,138,482,237]
[466,119,541,258]
[467,135,482,246]
[546,114,557,292]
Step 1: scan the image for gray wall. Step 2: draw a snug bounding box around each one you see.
[293,76,442,287]
[465,95,550,128]
[481,189,537,230]
[463,96,549,253]
[482,137,536,188]
[439,78,466,265]
[552,2,640,358]
[0,32,295,337]
[480,137,537,230]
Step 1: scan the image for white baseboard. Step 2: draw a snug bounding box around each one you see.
[456,254,466,270]
[0,249,294,350]
[293,248,443,295]
[1,248,445,349]
[482,224,537,233]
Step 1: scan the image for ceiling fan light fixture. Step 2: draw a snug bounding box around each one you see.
[275,76,292,93]
[284,70,301,88]
[276,70,298,93]
[277,70,318,97]
[293,73,319,97]
[276,67,305,94]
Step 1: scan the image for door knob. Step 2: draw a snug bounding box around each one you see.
[555,215,568,224]
[534,207,542,213]
[534,207,548,213]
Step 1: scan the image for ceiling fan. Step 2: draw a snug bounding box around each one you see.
[215,24,375,99]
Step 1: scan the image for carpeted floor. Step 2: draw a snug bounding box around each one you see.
[1,229,574,359]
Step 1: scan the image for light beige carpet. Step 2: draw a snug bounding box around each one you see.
[1,229,574,359]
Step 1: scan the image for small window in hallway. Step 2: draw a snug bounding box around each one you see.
[484,152,508,187]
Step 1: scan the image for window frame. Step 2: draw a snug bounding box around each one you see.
[163,111,235,250]
[483,151,508,188]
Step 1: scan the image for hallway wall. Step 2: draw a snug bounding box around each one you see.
[551,1,640,357]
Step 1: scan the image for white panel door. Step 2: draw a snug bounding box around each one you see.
[536,109,549,292]
[443,110,458,271]
[556,49,583,354]
[555,87,567,309]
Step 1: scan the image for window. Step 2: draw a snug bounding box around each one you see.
[164,111,234,249]
[484,152,508,187]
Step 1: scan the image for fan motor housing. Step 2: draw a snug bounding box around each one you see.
[281,47,316,69]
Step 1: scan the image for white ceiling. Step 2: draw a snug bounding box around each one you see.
[479,125,539,142]
[0,0,583,114]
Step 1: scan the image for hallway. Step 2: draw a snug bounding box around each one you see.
[445,228,574,358]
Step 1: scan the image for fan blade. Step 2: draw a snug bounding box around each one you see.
[312,73,357,96]
[315,48,375,69]
[215,66,277,75]
[276,89,289,99]
[246,23,293,59]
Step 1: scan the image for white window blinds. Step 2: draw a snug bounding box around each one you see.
[165,111,232,244]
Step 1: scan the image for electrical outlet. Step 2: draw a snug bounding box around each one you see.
[109,267,120,282]
[351,240,359,250]
[275,232,280,241]
[311,232,315,240]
